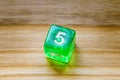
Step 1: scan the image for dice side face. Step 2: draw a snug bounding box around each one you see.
[44,24,76,63]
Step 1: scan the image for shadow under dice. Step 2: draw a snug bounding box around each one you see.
[44,24,76,63]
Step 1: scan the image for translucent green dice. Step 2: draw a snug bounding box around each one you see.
[44,24,76,63]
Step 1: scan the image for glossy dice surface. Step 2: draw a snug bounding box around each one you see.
[44,24,76,63]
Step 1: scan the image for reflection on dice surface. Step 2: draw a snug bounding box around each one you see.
[44,24,76,63]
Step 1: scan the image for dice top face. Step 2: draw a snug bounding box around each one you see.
[44,24,76,63]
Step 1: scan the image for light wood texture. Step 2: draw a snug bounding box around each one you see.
[0,0,120,25]
[0,25,120,80]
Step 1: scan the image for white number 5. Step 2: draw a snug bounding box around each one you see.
[54,31,66,45]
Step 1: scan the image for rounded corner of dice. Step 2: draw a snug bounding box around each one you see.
[44,24,76,63]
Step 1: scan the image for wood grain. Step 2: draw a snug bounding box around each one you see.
[0,25,120,80]
[0,0,120,25]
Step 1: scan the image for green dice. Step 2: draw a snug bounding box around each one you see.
[44,24,76,63]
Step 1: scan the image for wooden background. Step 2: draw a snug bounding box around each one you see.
[0,0,120,80]
[0,0,120,26]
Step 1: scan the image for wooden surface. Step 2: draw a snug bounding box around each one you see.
[0,0,120,80]
[0,0,120,26]
[0,25,120,80]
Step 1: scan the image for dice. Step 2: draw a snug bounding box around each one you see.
[44,24,76,63]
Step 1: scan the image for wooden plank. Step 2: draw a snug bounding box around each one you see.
[0,75,120,80]
[0,66,120,76]
[0,0,119,25]
[0,25,120,80]
[0,52,120,67]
